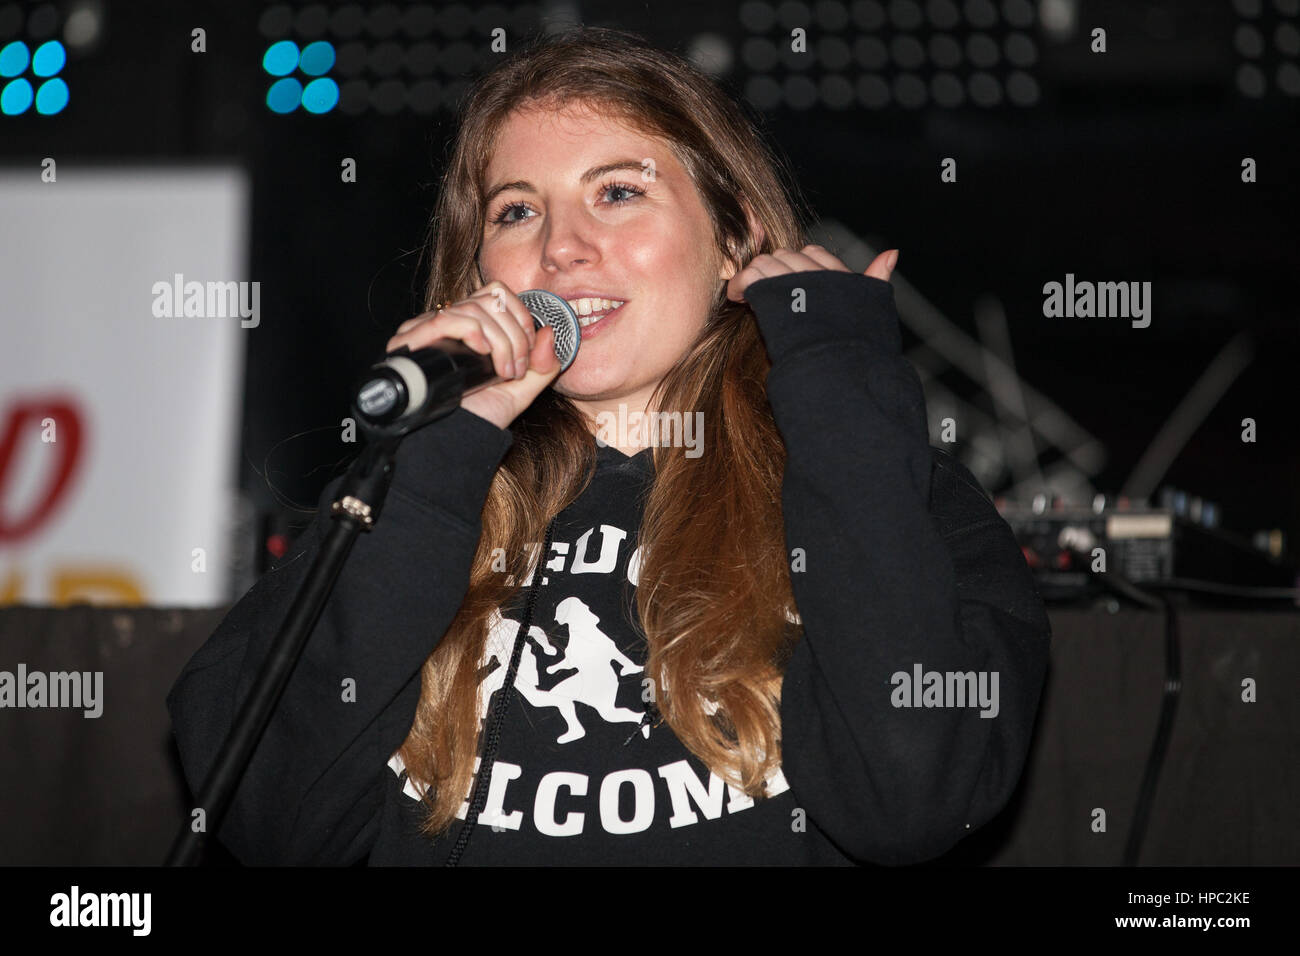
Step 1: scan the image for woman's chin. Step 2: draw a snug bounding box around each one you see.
[554,366,637,403]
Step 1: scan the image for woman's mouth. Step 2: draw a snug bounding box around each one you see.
[564,297,627,338]
[564,297,626,327]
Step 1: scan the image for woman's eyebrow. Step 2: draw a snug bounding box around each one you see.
[484,159,653,205]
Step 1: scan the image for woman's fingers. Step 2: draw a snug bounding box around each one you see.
[767,251,819,274]
[525,324,559,377]
[727,241,900,303]
[389,310,438,343]
[863,249,898,281]
[462,304,523,379]
[799,244,853,271]
[388,311,485,354]
[467,283,537,378]
[386,299,534,381]
[468,283,537,347]
[458,324,563,429]
[726,255,782,301]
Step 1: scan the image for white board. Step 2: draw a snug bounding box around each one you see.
[0,167,250,606]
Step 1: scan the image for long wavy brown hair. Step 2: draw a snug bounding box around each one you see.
[397,25,814,838]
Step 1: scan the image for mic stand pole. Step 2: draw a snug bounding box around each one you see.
[165,427,407,866]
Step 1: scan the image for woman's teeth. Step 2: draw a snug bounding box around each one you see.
[565,297,625,327]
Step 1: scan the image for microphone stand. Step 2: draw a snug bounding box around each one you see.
[165,428,406,866]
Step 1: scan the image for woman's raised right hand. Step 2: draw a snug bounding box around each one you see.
[384,280,564,431]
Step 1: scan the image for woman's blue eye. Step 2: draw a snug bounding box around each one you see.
[602,182,645,204]
[493,204,532,225]
[489,180,645,228]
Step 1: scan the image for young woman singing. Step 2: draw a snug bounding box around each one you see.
[169,26,1051,866]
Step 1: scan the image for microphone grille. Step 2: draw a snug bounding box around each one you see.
[519,289,581,372]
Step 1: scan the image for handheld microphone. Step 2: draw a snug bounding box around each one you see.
[351,290,581,438]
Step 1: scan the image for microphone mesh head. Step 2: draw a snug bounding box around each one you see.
[519,289,581,372]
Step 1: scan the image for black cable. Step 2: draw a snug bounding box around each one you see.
[1071,554,1183,867]
[1121,588,1181,866]
[444,515,557,867]
[1137,577,1298,602]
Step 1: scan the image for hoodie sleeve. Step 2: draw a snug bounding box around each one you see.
[743,269,1052,866]
[166,405,513,865]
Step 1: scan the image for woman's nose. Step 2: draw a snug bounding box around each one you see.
[540,205,600,268]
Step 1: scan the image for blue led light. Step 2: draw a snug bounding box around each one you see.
[31,40,65,77]
[301,76,339,113]
[262,40,300,77]
[266,76,302,113]
[35,77,68,114]
[1,77,33,114]
[0,40,29,78]
[265,37,340,115]
[298,41,335,76]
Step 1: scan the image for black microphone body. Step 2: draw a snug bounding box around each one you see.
[351,289,580,438]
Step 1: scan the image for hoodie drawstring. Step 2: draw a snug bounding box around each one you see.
[445,515,557,867]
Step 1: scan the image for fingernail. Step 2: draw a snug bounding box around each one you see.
[513,358,525,379]
[888,249,900,272]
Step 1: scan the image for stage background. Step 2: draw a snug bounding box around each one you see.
[1,1,1295,604]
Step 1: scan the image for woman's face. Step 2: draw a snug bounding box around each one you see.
[478,102,733,416]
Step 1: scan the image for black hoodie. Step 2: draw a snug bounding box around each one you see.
[167,270,1053,866]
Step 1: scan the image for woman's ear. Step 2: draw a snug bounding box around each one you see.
[720,200,767,280]
[743,200,766,254]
